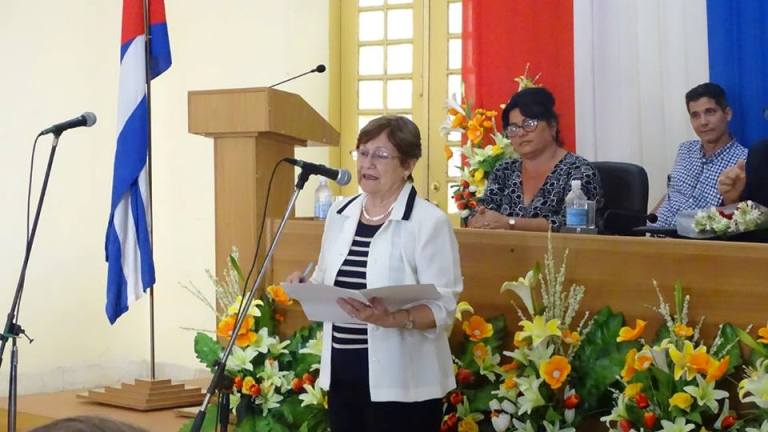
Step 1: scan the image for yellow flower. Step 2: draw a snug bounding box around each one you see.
[217,315,257,347]
[473,168,485,183]
[562,330,580,345]
[451,113,467,129]
[758,325,768,344]
[669,392,694,411]
[463,315,493,341]
[485,110,498,117]
[624,382,644,398]
[467,122,483,144]
[472,343,490,363]
[455,301,475,321]
[621,348,638,382]
[444,144,453,161]
[490,144,503,156]
[482,120,493,129]
[518,315,561,346]
[706,355,729,382]
[668,340,708,380]
[617,319,646,342]
[241,376,256,395]
[513,331,529,348]
[266,284,293,306]
[539,355,571,389]
[674,323,694,338]
[458,418,479,432]
[502,376,517,390]
[634,349,653,371]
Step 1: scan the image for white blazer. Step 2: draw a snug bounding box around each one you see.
[311,183,463,402]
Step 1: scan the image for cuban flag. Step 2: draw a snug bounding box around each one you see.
[105,0,171,324]
[462,0,768,199]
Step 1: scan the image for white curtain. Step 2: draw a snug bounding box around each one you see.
[573,0,709,208]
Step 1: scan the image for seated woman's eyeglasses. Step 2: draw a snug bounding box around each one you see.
[350,148,396,162]
[504,118,539,138]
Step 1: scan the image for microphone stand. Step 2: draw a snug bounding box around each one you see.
[191,167,312,432]
[0,133,61,432]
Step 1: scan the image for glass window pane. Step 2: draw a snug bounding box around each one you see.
[448,74,462,100]
[448,147,463,177]
[359,0,384,5]
[359,11,384,41]
[386,44,412,74]
[448,38,462,69]
[388,0,412,4]
[386,79,412,109]
[448,2,462,34]
[447,182,459,214]
[359,80,384,109]
[387,9,413,39]
[359,45,384,75]
[358,115,379,132]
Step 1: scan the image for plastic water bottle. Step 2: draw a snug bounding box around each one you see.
[314,178,332,220]
[565,180,588,228]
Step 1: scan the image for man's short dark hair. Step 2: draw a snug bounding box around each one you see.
[685,82,729,111]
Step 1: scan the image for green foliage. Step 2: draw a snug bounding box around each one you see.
[714,323,744,374]
[195,332,222,371]
[572,307,640,415]
[178,406,218,432]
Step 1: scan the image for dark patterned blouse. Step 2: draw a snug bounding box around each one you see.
[479,152,602,229]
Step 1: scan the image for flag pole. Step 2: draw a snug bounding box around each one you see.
[142,0,157,381]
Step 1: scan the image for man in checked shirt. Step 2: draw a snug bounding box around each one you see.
[650,82,748,228]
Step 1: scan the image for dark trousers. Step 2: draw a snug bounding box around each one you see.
[328,379,443,432]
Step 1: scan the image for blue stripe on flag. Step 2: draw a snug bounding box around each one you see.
[706,0,768,148]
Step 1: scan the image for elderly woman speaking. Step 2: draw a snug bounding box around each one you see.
[286,115,462,432]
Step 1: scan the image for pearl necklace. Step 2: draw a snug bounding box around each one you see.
[362,195,396,222]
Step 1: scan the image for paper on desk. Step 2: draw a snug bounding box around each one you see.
[282,283,440,323]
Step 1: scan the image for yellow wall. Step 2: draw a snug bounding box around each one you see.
[0,0,331,394]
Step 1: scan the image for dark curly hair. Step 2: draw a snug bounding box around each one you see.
[501,87,562,147]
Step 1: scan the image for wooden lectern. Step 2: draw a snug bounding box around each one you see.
[188,87,339,283]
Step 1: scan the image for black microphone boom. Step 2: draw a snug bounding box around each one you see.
[40,112,97,136]
[268,64,326,88]
[284,158,351,186]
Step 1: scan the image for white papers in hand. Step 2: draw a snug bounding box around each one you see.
[282,283,440,324]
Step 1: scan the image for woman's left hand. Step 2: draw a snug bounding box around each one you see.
[467,206,510,230]
[337,297,397,327]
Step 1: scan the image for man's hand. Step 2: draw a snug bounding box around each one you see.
[718,159,746,205]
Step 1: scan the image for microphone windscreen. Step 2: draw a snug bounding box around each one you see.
[315,64,327,73]
[337,169,351,186]
[646,213,658,224]
[83,112,97,127]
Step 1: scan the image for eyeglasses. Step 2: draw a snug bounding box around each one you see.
[505,118,539,138]
[350,148,397,162]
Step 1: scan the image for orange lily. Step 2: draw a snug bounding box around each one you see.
[617,319,647,342]
[444,144,453,161]
[463,315,493,341]
[217,315,257,347]
[539,355,571,389]
[562,330,580,345]
[266,284,293,306]
[706,355,730,382]
[621,348,638,382]
[674,323,694,338]
[758,325,768,344]
[472,343,490,363]
[634,349,653,370]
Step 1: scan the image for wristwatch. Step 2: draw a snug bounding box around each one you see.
[507,217,517,230]
[402,309,414,329]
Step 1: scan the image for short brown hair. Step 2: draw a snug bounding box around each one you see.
[30,416,147,432]
[357,116,422,181]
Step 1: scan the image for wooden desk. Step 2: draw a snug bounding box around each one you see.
[269,219,768,340]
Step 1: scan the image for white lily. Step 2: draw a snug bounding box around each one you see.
[683,374,728,413]
[511,418,536,432]
[455,301,475,321]
[741,358,768,409]
[227,295,263,317]
[600,394,629,428]
[659,417,695,432]
[299,331,323,356]
[252,327,276,354]
[299,381,327,408]
[267,338,291,356]
[253,383,284,416]
[543,420,575,432]
[500,264,539,316]
[516,376,545,415]
[225,345,260,374]
[257,358,293,392]
[489,398,514,432]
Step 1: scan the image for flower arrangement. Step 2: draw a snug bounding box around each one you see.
[603,281,742,432]
[185,251,328,431]
[692,201,768,236]
[440,64,542,220]
[441,235,636,432]
[735,322,768,430]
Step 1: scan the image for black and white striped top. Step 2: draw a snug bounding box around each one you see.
[331,221,382,351]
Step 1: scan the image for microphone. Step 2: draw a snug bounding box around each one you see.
[284,158,351,186]
[268,64,327,88]
[40,112,97,136]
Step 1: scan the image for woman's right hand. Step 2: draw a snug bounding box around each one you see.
[284,271,304,283]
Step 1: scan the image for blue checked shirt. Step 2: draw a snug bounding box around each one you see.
[652,139,748,228]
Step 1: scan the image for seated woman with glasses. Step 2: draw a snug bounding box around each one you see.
[468,87,602,231]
